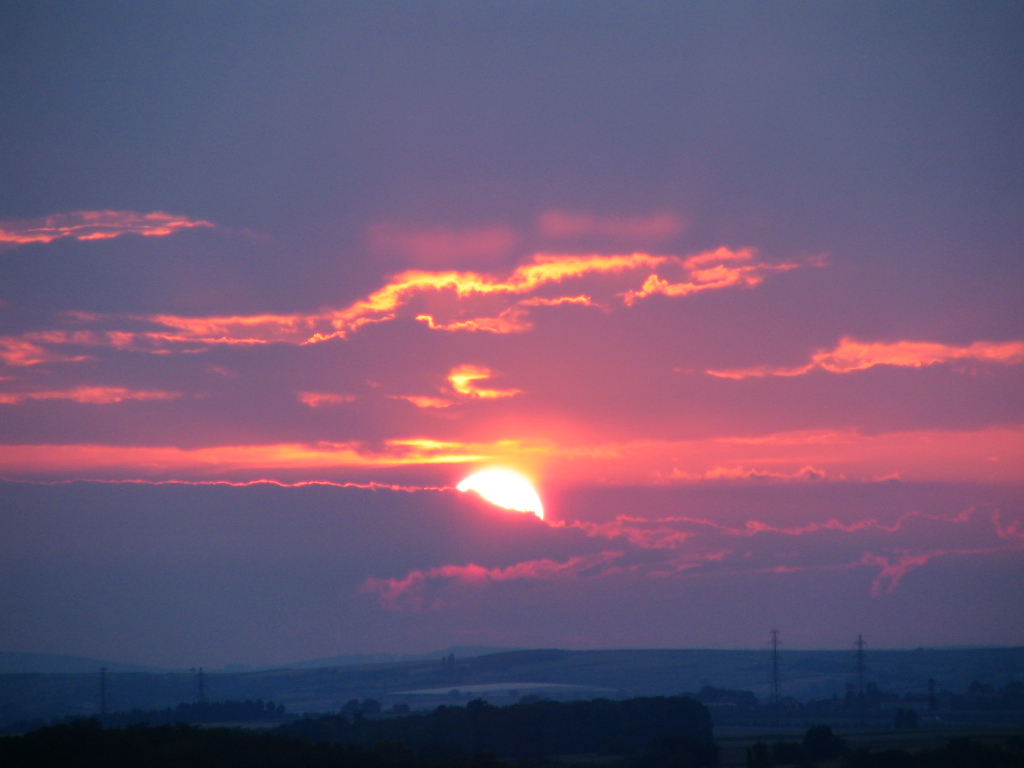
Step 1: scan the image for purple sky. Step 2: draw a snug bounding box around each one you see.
[0,2,1022,667]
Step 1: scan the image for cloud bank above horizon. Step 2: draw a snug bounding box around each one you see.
[1,2,1021,662]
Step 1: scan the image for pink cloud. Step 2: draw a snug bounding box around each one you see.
[537,210,685,241]
[861,550,946,596]
[0,336,90,366]
[707,337,1024,379]
[0,210,213,246]
[358,502,1024,610]
[28,477,452,492]
[296,391,357,407]
[0,386,181,405]
[361,551,624,610]
[559,504,1024,598]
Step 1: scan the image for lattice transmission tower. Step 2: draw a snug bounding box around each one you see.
[770,629,782,705]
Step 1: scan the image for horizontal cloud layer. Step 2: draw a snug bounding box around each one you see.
[0,426,1019,484]
[0,210,213,246]
[708,337,1024,379]
[0,386,180,404]
[0,248,803,364]
[364,501,1024,610]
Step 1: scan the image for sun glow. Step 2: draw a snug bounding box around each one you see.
[456,469,545,520]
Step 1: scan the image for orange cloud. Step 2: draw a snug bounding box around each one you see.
[34,477,452,492]
[415,307,534,334]
[707,337,1024,379]
[537,210,685,241]
[390,395,456,409]
[447,364,521,399]
[0,438,534,477]
[146,251,729,344]
[0,386,181,405]
[6,249,801,361]
[622,248,800,304]
[296,392,357,407]
[0,210,213,246]
[1,426,1019,484]
[367,223,517,264]
[497,426,1024,486]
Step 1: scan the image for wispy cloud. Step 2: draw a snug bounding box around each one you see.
[367,223,517,265]
[622,247,804,304]
[362,551,623,610]
[0,210,213,247]
[361,503,1024,610]
[0,426,1019,483]
[707,337,1024,379]
[296,391,357,407]
[447,364,521,399]
[3,249,802,363]
[537,210,685,241]
[0,336,90,367]
[389,395,456,409]
[0,438,536,476]
[0,386,180,405]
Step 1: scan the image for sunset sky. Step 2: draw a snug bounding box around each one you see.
[1,2,1022,668]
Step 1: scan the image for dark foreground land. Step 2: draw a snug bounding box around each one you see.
[1,697,1022,768]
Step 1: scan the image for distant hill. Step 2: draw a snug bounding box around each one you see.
[282,646,514,670]
[0,646,511,675]
[2,647,1022,726]
[0,652,162,674]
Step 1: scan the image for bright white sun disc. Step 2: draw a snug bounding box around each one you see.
[456,469,544,520]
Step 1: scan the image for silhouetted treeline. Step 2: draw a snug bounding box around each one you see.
[745,727,1024,768]
[283,696,714,758]
[697,685,760,708]
[746,726,849,767]
[705,679,1024,729]
[101,698,286,727]
[0,718,500,768]
[0,697,718,768]
[0,698,287,735]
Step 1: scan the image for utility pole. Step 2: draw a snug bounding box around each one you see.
[855,635,867,727]
[196,667,206,704]
[855,635,866,698]
[770,629,782,705]
[99,667,107,717]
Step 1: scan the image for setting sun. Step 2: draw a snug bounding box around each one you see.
[456,469,545,520]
